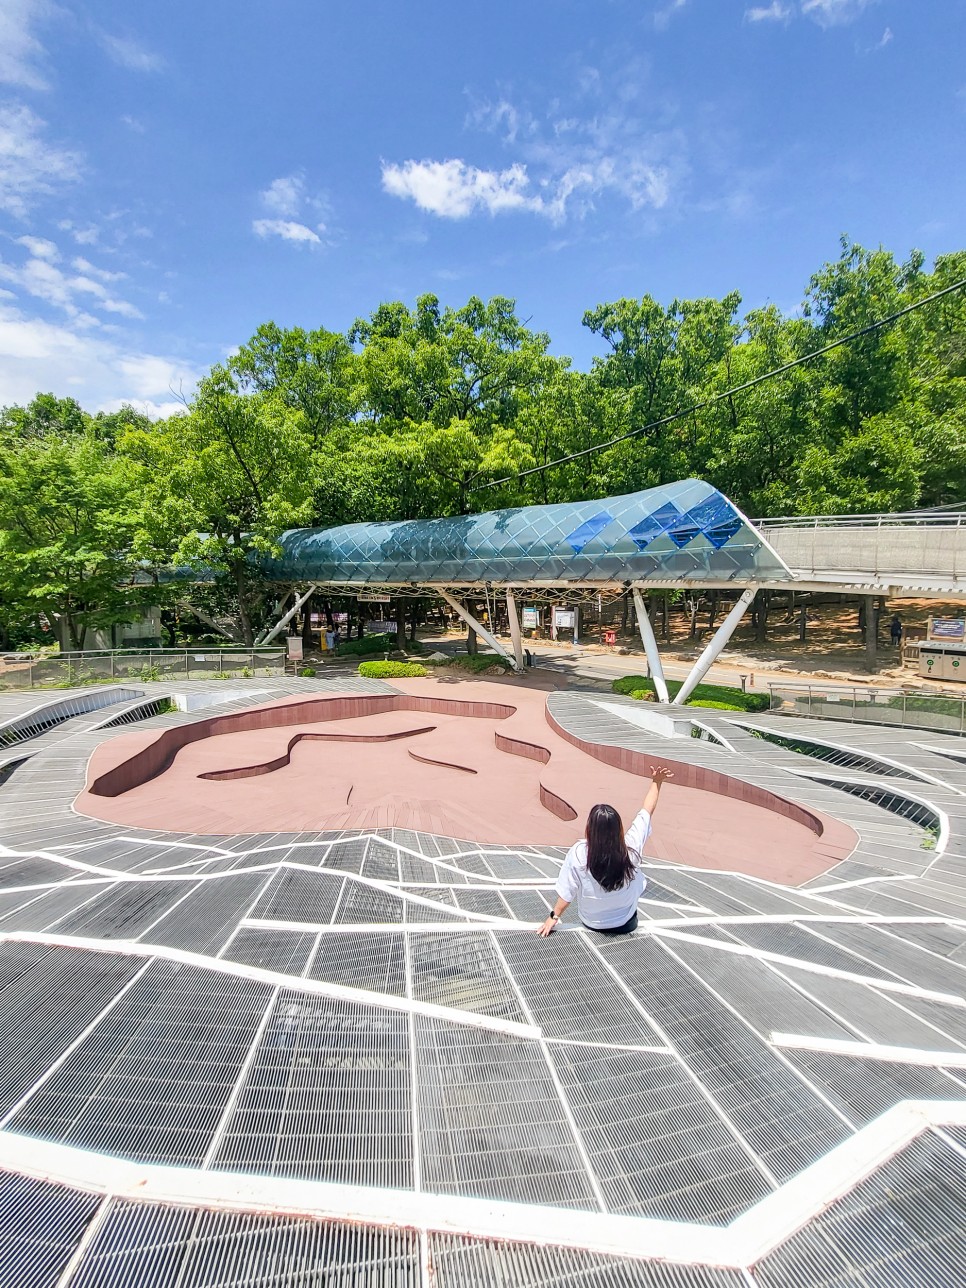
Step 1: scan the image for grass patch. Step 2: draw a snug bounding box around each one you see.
[358,660,428,679]
[612,674,769,712]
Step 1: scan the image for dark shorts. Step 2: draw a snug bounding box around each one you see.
[582,910,638,936]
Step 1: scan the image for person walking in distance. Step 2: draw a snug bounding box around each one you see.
[538,766,674,937]
[890,615,903,647]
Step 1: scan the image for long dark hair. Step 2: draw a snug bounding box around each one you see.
[585,804,636,892]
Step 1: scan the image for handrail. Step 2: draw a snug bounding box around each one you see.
[756,512,966,531]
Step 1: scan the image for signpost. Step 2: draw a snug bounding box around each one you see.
[522,607,540,630]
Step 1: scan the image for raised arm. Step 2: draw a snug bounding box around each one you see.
[642,764,674,817]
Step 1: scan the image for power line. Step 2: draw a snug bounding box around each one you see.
[471,275,966,493]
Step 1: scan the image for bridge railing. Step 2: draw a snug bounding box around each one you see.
[768,682,966,736]
[757,512,966,579]
[0,647,286,689]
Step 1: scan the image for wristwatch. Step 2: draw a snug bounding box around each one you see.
[549,911,559,921]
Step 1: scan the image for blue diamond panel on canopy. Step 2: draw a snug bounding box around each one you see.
[261,480,791,587]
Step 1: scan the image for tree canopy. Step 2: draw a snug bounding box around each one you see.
[2,238,964,644]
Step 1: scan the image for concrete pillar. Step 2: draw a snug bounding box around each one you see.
[632,588,670,703]
[505,589,525,671]
[672,586,757,706]
[438,590,522,672]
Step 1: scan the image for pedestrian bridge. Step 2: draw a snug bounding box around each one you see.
[756,511,966,600]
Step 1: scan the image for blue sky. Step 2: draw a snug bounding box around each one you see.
[0,0,963,416]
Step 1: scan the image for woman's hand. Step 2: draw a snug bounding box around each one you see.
[538,916,558,937]
[649,765,674,784]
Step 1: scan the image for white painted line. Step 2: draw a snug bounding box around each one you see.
[0,931,540,1042]
[770,1032,966,1069]
[0,1129,734,1266]
[806,873,916,894]
[726,1099,966,1265]
[242,917,522,934]
[6,1099,966,1268]
[649,926,966,1009]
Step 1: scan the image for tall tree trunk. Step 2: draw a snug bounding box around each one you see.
[409,599,419,643]
[620,592,629,633]
[394,599,406,651]
[708,591,719,631]
[755,591,770,644]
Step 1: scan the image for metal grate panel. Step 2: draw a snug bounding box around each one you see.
[309,931,406,996]
[69,1199,421,1287]
[252,868,346,923]
[429,1231,748,1286]
[212,991,413,1187]
[0,1168,101,1288]
[410,932,526,1022]
[753,1129,966,1285]
[550,1043,772,1223]
[415,1015,598,1209]
[10,959,273,1165]
[496,931,663,1045]
[222,928,318,975]
[0,945,143,1118]
[602,938,852,1183]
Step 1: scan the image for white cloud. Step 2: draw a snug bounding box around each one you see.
[0,238,143,319]
[393,77,681,226]
[0,103,82,218]
[252,172,329,246]
[801,0,873,27]
[381,158,542,219]
[260,174,305,218]
[98,32,164,73]
[653,0,688,32]
[745,3,793,21]
[15,233,58,259]
[58,219,99,245]
[0,299,198,415]
[252,218,322,244]
[875,26,893,48]
[0,0,53,92]
[72,256,126,283]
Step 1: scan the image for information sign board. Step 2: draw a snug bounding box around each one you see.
[522,607,540,629]
[929,618,966,641]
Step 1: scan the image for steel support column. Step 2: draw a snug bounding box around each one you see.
[672,586,757,706]
[257,584,319,647]
[505,589,525,671]
[437,589,522,672]
[632,588,670,703]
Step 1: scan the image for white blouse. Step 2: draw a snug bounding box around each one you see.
[554,809,651,930]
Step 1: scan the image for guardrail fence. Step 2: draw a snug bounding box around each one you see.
[769,682,966,736]
[0,648,286,690]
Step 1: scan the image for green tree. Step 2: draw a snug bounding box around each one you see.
[0,431,156,649]
[123,371,316,643]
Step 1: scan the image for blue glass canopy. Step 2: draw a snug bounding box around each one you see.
[262,480,790,587]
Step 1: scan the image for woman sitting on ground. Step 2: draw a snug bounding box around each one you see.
[538,765,673,937]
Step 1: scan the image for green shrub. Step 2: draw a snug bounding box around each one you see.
[335,632,397,657]
[358,660,428,679]
[686,699,746,711]
[298,666,317,677]
[612,675,768,712]
[424,653,512,674]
